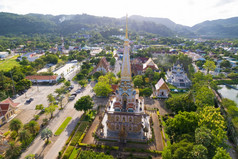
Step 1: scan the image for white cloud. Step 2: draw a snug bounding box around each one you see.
[0,0,238,26]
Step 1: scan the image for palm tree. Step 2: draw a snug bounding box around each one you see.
[41,128,52,144]
[9,119,22,134]
[25,120,40,135]
[19,129,31,145]
[5,141,21,159]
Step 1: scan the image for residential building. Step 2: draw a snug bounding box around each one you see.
[0,52,8,59]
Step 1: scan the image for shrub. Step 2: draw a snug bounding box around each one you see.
[34,115,40,120]
[10,131,18,140]
[63,146,74,159]
[3,131,10,137]
[78,143,87,147]
[78,133,86,143]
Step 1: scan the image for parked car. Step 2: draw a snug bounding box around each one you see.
[75,89,81,93]
[71,93,77,97]
[68,96,75,101]
[26,98,34,104]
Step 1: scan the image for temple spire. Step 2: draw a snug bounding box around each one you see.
[125,14,128,40]
[121,14,131,81]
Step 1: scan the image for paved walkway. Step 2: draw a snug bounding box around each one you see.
[151,112,163,151]
[82,115,100,144]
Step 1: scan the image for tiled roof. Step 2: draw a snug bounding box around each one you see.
[143,58,158,70]
[0,98,19,107]
[91,57,110,74]
[0,98,19,117]
[26,75,58,80]
[155,78,169,90]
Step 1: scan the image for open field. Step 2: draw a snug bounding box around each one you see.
[0,55,20,71]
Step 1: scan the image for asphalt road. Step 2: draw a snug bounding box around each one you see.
[20,82,95,159]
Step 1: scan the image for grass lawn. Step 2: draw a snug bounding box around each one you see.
[55,117,72,136]
[0,55,20,71]
[170,92,188,98]
[69,148,80,159]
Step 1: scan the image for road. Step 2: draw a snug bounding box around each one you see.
[20,81,95,159]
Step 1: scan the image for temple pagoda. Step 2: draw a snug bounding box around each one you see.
[100,16,150,142]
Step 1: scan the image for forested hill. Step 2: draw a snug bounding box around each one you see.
[0,12,185,37]
[192,17,238,38]
[1,12,238,38]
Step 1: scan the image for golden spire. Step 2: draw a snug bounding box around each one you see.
[125,14,128,40]
[121,14,131,81]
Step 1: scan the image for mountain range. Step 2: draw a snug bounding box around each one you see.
[0,12,238,38]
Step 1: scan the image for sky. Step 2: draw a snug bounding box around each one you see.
[0,0,238,26]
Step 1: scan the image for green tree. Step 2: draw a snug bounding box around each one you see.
[162,140,194,159]
[139,87,153,97]
[195,127,212,148]
[19,129,31,145]
[199,106,227,148]
[212,147,231,159]
[204,60,216,74]
[93,71,103,80]
[195,86,215,107]
[47,93,55,104]
[24,120,40,135]
[41,128,52,143]
[74,95,94,112]
[9,119,22,134]
[110,57,116,66]
[45,104,58,119]
[133,75,143,88]
[94,76,112,97]
[220,60,231,68]
[35,104,44,110]
[191,144,208,159]
[145,68,154,81]
[78,79,88,87]
[166,111,199,143]
[166,92,196,113]
[64,81,70,87]
[5,141,21,159]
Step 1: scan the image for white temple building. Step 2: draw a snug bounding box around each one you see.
[166,64,191,88]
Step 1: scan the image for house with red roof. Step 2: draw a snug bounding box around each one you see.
[0,98,19,125]
[155,78,170,98]
[25,75,59,83]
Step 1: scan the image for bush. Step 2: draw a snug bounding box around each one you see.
[63,146,74,159]
[34,115,40,120]
[10,131,18,140]
[3,131,10,137]
[78,133,86,143]
[78,143,87,147]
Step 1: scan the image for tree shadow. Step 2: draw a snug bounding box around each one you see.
[65,117,80,137]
